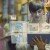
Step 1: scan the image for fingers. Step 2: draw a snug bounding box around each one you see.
[45,39,47,45]
[39,36,47,44]
[32,36,40,45]
[31,36,47,46]
[30,41,33,45]
[30,40,35,47]
[30,41,34,45]
[32,38,36,43]
[35,36,40,42]
[39,36,43,42]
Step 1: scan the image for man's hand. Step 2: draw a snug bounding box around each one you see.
[30,36,47,50]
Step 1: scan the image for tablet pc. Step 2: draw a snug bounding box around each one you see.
[27,34,50,44]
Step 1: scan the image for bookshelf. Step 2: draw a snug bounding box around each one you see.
[44,0,50,23]
[0,0,3,23]
[44,1,50,14]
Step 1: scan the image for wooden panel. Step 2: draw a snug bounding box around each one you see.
[0,0,2,12]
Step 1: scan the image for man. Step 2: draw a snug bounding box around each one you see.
[29,2,42,23]
[37,7,45,23]
[29,2,38,23]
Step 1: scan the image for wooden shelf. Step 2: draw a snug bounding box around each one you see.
[44,1,50,7]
